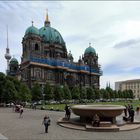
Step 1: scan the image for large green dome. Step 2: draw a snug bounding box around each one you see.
[25,26,39,35]
[39,26,65,47]
[84,46,96,54]
[10,58,18,65]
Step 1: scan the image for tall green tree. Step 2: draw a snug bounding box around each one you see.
[99,88,105,99]
[86,87,94,100]
[114,90,119,99]
[128,89,134,99]
[44,82,53,100]
[63,85,72,100]
[94,88,100,99]
[2,80,17,102]
[53,85,64,101]
[31,83,42,101]
[71,86,80,100]
[107,87,115,100]
[19,83,32,102]
[118,90,123,99]
[80,87,87,99]
[0,73,6,102]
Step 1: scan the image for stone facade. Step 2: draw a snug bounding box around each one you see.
[19,14,102,89]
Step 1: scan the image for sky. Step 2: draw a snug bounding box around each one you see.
[1,1,140,89]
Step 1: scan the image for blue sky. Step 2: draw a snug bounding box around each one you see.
[1,1,140,89]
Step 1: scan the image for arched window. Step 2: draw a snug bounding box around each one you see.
[35,43,39,51]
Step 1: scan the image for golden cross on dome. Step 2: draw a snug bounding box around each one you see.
[46,8,49,22]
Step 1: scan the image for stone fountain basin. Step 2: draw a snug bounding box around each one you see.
[71,105,125,118]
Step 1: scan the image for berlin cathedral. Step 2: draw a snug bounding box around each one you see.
[5,12,102,89]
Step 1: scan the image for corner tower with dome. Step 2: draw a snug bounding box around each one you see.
[20,12,102,89]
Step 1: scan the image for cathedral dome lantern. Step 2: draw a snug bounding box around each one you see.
[25,21,39,36]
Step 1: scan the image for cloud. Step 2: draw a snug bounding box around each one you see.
[114,39,140,49]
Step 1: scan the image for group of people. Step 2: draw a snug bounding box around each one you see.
[123,104,135,122]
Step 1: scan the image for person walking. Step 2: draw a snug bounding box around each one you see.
[42,115,51,133]
[19,105,24,118]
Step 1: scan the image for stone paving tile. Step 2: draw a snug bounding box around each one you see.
[1,108,140,140]
[0,133,8,140]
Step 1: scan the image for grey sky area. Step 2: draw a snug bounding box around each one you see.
[1,1,140,88]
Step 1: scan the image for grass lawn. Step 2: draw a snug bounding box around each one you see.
[37,100,140,111]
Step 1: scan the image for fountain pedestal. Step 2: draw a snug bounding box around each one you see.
[72,105,125,124]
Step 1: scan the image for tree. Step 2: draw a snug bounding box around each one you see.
[106,87,114,100]
[7,76,22,101]
[19,83,32,102]
[2,80,17,103]
[0,72,6,102]
[114,90,119,99]
[86,87,95,100]
[128,89,134,99]
[122,90,128,99]
[63,85,72,100]
[53,85,64,101]
[44,82,53,100]
[31,83,42,101]
[99,88,105,99]
[80,87,87,99]
[100,88,108,99]
[118,90,123,99]
[94,88,100,99]
[71,86,80,100]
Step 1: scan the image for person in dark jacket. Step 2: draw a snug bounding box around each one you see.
[130,108,135,122]
[65,104,71,120]
[42,115,51,133]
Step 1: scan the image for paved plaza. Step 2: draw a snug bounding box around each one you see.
[1,107,140,140]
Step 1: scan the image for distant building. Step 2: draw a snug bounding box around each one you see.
[115,79,140,99]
